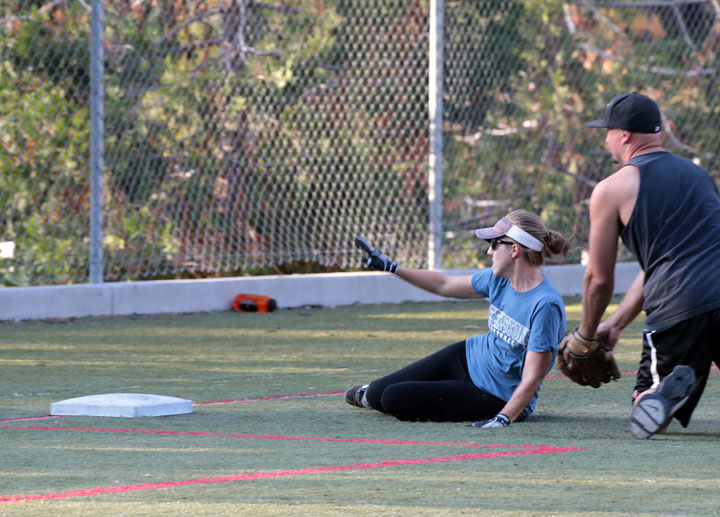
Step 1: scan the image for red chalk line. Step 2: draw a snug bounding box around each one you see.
[194,390,344,406]
[0,423,541,449]
[3,367,718,422]
[0,445,582,504]
[2,364,714,502]
[0,391,344,422]
[0,414,69,423]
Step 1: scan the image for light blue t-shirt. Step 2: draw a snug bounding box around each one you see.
[466,269,565,419]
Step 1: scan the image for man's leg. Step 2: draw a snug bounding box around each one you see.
[630,311,718,438]
[630,364,696,439]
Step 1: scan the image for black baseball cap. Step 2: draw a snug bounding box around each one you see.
[586,92,662,133]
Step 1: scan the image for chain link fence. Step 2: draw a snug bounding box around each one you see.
[2,0,720,286]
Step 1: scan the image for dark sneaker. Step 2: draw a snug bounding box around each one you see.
[344,384,369,408]
[630,365,696,439]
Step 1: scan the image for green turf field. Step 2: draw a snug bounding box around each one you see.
[1,298,719,515]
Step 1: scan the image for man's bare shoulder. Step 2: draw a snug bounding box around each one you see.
[593,164,639,224]
[595,164,639,195]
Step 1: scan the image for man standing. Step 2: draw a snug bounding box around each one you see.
[561,92,720,438]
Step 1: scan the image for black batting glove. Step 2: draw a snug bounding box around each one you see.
[355,236,398,274]
[367,250,398,273]
[468,413,511,428]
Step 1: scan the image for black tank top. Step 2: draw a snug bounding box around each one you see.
[621,151,720,330]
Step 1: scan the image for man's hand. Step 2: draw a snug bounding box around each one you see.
[596,321,622,351]
[556,328,621,388]
[468,413,511,428]
[355,236,398,273]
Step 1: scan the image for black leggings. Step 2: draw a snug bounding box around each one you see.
[365,340,506,422]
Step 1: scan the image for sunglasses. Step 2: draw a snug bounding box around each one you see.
[489,238,515,250]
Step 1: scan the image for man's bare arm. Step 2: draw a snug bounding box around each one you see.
[597,270,644,349]
[579,178,622,338]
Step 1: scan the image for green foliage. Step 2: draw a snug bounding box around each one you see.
[444,0,525,133]
[440,0,720,267]
[2,0,720,283]
[0,2,91,285]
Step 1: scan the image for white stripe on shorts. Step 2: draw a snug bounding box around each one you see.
[646,329,660,389]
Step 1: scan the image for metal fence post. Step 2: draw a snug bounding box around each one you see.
[89,0,104,283]
[428,0,444,270]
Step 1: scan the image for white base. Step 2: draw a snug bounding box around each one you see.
[50,393,193,418]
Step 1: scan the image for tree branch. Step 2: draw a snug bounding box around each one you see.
[564,0,629,40]
[155,9,222,45]
[577,42,715,76]
[39,0,68,15]
[671,3,698,52]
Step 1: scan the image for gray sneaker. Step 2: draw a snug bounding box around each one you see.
[630,365,696,439]
[344,384,369,408]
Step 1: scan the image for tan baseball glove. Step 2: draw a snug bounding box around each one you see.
[556,328,621,388]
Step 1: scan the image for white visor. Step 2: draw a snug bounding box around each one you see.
[475,217,544,252]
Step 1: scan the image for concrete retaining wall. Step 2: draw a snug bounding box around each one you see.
[0,262,640,321]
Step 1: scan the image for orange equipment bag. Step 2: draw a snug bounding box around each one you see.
[232,294,277,313]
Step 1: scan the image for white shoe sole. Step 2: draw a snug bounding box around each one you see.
[629,365,696,439]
